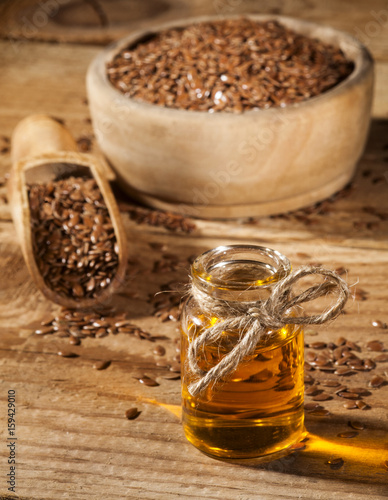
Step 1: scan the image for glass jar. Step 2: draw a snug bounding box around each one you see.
[181,245,306,460]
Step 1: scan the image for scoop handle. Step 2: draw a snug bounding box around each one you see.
[11,114,78,164]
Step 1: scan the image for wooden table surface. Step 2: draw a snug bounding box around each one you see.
[0,1,388,499]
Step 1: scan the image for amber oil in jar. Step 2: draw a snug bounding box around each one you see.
[181,245,305,460]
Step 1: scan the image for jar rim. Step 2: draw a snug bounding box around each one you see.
[191,244,291,296]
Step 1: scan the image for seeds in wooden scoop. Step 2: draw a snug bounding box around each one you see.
[28,176,119,301]
[107,18,353,113]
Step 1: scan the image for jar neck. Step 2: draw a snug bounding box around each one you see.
[191,245,291,302]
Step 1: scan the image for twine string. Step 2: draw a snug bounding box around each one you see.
[186,266,349,397]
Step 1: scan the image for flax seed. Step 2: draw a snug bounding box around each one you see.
[125,407,140,420]
[327,457,344,469]
[93,360,111,370]
[337,431,358,438]
[369,375,385,388]
[107,19,353,113]
[348,421,365,430]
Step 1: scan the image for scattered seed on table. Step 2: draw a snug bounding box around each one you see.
[371,320,385,328]
[155,361,170,368]
[69,336,81,346]
[306,351,317,362]
[327,457,344,470]
[337,392,360,400]
[364,358,376,370]
[334,367,356,376]
[369,375,385,388]
[290,442,306,451]
[336,337,347,346]
[347,387,370,395]
[96,329,109,338]
[321,380,341,387]
[304,402,322,411]
[337,431,358,438]
[346,340,361,352]
[153,345,166,356]
[309,409,330,416]
[309,342,327,349]
[304,374,315,384]
[367,340,385,352]
[375,353,388,362]
[354,289,368,301]
[343,401,358,409]
[335,266,347,276]
[125,407,140,420]
[35,326,55,335]
[169,364,181,373]
[356,400,370,410]
[348,421,365,430]
[57,350,78,358]
[138,376,159,387]
[161,373,181,380]
[40,316,54,326]
[93,360,111,370]
[334,385,347,394]
[312,393,332,402]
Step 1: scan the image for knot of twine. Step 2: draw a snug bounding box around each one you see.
[187,266,349,397]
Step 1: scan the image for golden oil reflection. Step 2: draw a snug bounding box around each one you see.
[139,397,182,419]
[140,398,388,481]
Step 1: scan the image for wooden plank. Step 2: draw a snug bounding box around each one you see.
[0,29,388,500]
[1,0,388,63]
[0,218,388,499]
[0,40,388,244]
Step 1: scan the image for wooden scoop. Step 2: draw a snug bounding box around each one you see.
[9,114,128,309]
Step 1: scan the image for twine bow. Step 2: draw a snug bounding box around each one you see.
[186,266,349,397]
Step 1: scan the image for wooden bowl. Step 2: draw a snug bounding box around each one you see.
[86,15,374,218]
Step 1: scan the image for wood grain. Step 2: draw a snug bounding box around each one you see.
[0,3,388,499]
[1,0,388,119]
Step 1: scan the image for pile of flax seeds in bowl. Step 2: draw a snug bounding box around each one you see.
[107,18,354,113]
